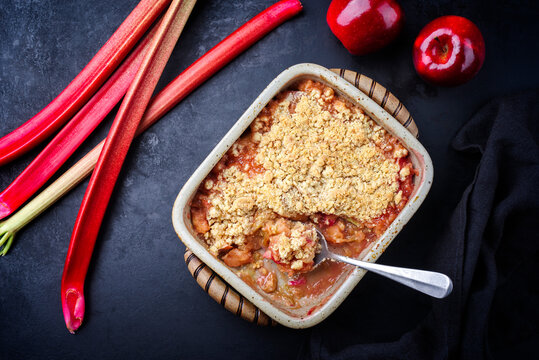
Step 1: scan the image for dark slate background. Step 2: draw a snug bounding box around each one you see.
[0,0,538,359]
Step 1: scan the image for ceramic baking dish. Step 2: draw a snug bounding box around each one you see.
[172,63,433,328]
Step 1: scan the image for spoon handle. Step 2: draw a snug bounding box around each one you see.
[329,253,453,298]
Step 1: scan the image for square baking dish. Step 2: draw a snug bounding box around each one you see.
[172,63,433,328]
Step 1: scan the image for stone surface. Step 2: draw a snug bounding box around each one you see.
[0,0,538,359]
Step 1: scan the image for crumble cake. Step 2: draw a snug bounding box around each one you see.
[190,79,416,307]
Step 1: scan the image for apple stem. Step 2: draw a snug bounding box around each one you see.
[434,37,449,55]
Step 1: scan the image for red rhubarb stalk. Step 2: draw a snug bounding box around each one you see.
[145,0,304,122]
[0,24,161,221]
[61,0,197,334]
[0,0,303,257]
[0,0,171,166]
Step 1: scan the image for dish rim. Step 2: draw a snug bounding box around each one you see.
[172,63,433,328]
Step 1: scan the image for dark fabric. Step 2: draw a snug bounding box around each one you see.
[301,91,539,360]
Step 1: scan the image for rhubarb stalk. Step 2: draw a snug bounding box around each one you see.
[0,23,161,221]
[0,0,302,257]
[0,0,171,166]
[61,0,197,334]
[144,0,304,121]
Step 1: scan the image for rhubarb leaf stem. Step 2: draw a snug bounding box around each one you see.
[0,0,302,258]
[61,0,198,334]
[0,139,100,255]
[0,22,161,221]
[0,231,14,256]
[0,0,171,165]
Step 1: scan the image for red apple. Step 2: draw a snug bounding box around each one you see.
[327,0,404,56]
[413,16,485,86]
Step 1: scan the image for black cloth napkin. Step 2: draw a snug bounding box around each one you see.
[300,91,539,360]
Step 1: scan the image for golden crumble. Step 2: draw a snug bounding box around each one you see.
[201,81,405,255]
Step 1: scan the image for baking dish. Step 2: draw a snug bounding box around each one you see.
[172,63,433,328]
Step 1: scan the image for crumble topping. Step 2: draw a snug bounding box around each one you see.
[202,80,406,255]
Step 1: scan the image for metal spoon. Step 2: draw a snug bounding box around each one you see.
[314,230,453,298]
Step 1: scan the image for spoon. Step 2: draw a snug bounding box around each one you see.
[314,230,453,298]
